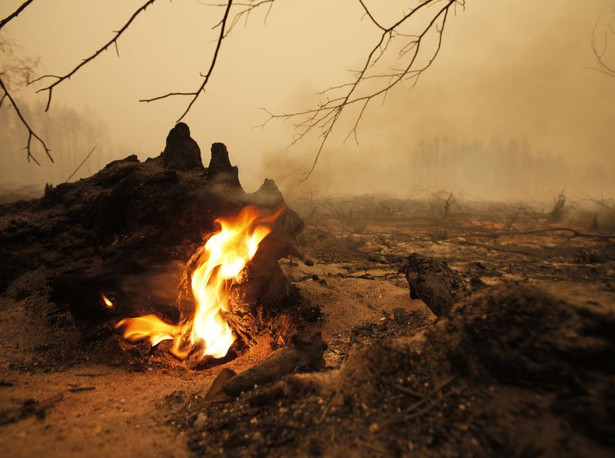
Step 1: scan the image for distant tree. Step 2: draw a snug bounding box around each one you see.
[0,97,110,185]
[0,32,51,165]
[0,0,463,175]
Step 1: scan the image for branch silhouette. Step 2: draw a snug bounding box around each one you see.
[0,76,52,164]
[139,0,235,122]
[0,0,34,32]
[33,0,158,111]
[3,0,461,177]
[262,0,462,183]
[591,7,615,77]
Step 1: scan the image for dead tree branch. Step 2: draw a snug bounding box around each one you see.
[141,0,276,122]
[263,0,462,182]
[0,0,34,32]
[139,0,235,122]
[200,0,275,35]
[33,0,158,111]
[65,147,96,182]
[0,76,52,164]
[591,7,615,77]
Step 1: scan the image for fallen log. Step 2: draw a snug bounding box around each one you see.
[205,333,327,401]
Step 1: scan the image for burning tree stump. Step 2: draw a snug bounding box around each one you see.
[0,123,315,366]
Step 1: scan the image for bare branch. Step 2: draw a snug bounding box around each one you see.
[142,0,277,119]
[266,0,461,183]
[357,0,385,31]
[0,76,53,164]
[139,91,197,103]
[591,7,615,77]
[35,0,158,111]
[0,0,34,32]
[200,0,275,35]
[66,147,96,182]
[141,0,235,122]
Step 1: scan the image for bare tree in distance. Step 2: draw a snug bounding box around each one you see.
[0,0,51,165]
[592,6,615,78]
[2,0,463,176]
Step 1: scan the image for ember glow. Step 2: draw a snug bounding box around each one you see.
[116,205,282,360]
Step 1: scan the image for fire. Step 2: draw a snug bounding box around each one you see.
[101,294,114,308]
[116,205,282,360]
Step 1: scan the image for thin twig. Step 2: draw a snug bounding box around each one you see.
[68,386,96,393]
[382,376,456,427]
[65,147,96,182]
[262,0,461,183]
[0,393,64,427]
[316,380,344,425]
[140,0,235,122]
[591,7,615,77]
[34,0,158,111]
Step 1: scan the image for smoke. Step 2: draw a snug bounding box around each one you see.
[259,0,615,201]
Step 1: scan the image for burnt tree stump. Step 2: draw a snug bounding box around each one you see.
[161,122,204,171]
[204,142,240,187]
[1,122,315,358]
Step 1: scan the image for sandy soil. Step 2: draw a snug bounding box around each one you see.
[0,261,419,457]
[1,199,615,457]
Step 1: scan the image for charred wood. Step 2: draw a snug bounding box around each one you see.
[161,122,204,171]
[400,252,470,317]
[0,394,64,427]
[205,333,327,401]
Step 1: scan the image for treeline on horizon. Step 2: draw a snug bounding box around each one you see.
[377,136,612,200]
[0,98,115,188]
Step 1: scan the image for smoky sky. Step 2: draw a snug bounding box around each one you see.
[1,0,614,199]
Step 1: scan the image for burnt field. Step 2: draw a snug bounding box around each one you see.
[0,155,614,457]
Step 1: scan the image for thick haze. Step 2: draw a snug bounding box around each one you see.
[1,0,614,201]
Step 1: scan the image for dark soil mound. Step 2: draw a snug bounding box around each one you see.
[431,284,615,388]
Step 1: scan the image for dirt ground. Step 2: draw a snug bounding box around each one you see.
[1,192,615,457]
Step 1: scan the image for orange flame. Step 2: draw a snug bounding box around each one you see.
[116,205,282,360]
[101,294,114,308]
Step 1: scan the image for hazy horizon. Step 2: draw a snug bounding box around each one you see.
[1,0,614,201]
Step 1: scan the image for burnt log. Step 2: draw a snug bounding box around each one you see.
[401,252,469,317]
[205,333,327,401]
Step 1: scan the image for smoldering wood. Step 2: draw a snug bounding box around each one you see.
[205,333,327,401]
[400,252,470,317]
[1,123,313,352]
